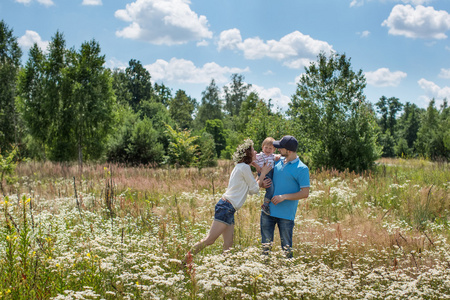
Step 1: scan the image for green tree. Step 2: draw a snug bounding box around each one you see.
[126,59,153,111]
[388,97,402,131]
[288,52,381,172]
[165,124,198,167]
[245,97,291,152]
[17,44,48,159]
[223,74,251,117]
[0,148,18,193]
[195,79,223,129]
[415,99,449,160]
[376,96,403,157]
[66,39,116,165]
[379,129,396,157]
[111,68,132,106]
[106,106,165,165]
[204,119,226,157]
[127,117,164,165]
[396,102,422,156]
[153,82,172,107]
[139,99,174,150]
[19,32,116,163]
[46,31,73,161]
[195,132,217,168]
[236,91,259,132]
[169,89,196,130]
[375,96,389,133]
[442,99,450,153]
[0,20,22,153]
[376,96,403,133]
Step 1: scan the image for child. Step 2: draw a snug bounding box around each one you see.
[251,137,280,216]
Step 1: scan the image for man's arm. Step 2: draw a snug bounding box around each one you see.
[271,187,309,205]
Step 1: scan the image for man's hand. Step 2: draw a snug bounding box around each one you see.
[271,195,285,205]
[261,177,272,188]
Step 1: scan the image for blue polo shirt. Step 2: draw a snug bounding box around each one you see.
[269,157,310,221]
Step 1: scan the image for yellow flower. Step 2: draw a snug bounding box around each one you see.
[26,198,31,203]
[87,253,91,258]
[136,281,139,286]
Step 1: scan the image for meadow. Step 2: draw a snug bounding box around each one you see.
[0,158,449,299]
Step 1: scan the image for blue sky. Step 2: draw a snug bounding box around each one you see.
[2,0,450,112]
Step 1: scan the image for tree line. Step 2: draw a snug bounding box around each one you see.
[1,21,449,172]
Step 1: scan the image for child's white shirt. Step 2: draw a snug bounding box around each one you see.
[255,152,275,168]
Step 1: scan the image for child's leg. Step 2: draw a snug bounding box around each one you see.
[263,169,275,205]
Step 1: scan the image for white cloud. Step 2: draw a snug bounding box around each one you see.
[251,85,291,111]
[350,0,364,7]
[350,0,431,8]
[217,28,242,51]
[402,0,432,5]
[382,5,450,39]
[196,40,209,47]
[439,68,450,79]
[418,78,450,100]
[82,0,102,5]
[18,30,49,52]
[217,29,333,69]
[365,68,407,87]
[145,58,249,84]
[293,74,303,85]
[284,58,312,69]
[115,0,212,45]
[359,30,371,38]
[105,57,127,70]
[15,0,54,6]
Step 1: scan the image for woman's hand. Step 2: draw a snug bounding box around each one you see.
[251,161,261,173]
[260,162,272,177]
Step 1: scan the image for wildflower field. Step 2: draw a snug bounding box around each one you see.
[0,159,449,299]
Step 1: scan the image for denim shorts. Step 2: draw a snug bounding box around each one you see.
[214,199,236,225]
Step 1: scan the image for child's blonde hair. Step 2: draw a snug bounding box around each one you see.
[261,137,275,148]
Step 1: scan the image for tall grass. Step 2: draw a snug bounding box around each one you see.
[0,159,449,299]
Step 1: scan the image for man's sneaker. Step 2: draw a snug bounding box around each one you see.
[261,204,270,216]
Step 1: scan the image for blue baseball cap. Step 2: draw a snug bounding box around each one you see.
[273,135,298,152]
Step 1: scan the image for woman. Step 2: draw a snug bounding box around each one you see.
[185,139,271,261]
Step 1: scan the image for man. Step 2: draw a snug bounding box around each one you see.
[260,135,310,257]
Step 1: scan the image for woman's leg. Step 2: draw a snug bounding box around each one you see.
[222,224,234,252]
[191,220,228,255]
